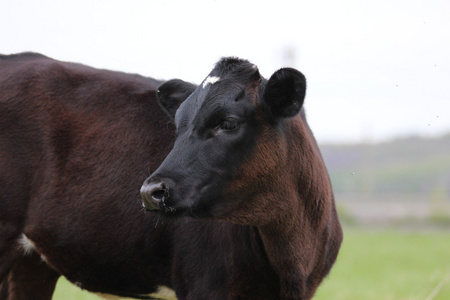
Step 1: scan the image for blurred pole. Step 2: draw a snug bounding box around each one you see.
[281,45,297,68]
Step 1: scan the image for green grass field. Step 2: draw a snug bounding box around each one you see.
[53,228,450,300]
[315,228,450,300]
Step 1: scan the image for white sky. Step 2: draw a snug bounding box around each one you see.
[1,0,449,144]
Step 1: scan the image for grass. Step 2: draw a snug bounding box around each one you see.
[53,279,100,300]
[314,228,450,300]
[53,228,450,300]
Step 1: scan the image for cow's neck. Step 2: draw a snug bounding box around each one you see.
[257,196,323,300]
[256,127,331,299]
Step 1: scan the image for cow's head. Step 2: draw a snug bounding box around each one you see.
[141,57,308,225]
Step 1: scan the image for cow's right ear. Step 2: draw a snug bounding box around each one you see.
[157,79,197,119]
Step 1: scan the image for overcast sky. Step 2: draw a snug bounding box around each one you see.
[1,0,449,144]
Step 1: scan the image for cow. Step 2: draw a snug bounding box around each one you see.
[0,52,342,300]
[0,52,177,299]
[140,57,343,299]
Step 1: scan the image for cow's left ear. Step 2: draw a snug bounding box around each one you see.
[262,68,306,120]
[157,79,198,119]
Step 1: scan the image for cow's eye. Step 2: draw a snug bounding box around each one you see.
[216,118,239,133]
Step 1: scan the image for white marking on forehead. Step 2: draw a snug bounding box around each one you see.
[202,76,220,88]
[18,233,36,255]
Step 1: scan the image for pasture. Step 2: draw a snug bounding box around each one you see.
[52,228,450,300]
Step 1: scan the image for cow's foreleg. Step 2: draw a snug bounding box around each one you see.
[3,252,60,300]
[0,222,21,294]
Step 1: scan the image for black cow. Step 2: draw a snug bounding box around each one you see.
[0,53,342,300]
[141,57,342,299]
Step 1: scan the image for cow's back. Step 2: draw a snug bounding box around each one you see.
[0,53,175,295]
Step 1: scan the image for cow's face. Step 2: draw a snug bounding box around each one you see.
[141,58,306,224]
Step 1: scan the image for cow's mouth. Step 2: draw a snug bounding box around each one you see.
[141,190,189,217]
[144,204,190,219]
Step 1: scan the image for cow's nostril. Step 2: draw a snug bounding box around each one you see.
[141,181,167,211]
[151,189,166,202]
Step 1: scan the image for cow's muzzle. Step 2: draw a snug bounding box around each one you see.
[140,181,168,211]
